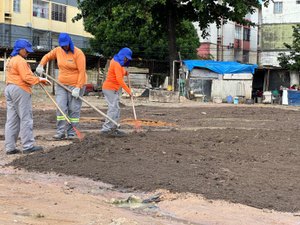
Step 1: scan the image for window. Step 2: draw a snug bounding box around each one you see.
[273,2,283,14]
[4,29,10,46]
[243,28,250,41]
[33,35,40,46]
[33,0,49,19]
[51,3,66,22]
[13,0,20,12]
[235,26,242,40]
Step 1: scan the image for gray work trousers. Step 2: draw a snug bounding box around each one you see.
[101,89,120,132]
[4,84,35,152]
[55,85,84,136]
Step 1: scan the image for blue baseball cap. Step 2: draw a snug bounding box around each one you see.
[58,33,74,53]
[58,33,71,47]
[11,39,34,56]
[120,47,132,60]
[15,39,33,52]
[113,47,133,67]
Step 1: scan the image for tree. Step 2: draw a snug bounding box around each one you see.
[74,0,269,79]
[74,2,199,60]
[278,24,300,71]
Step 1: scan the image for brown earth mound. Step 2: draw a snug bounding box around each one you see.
[9,124,300,213]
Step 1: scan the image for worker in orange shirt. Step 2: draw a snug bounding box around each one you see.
[5,39,50,154]
[100,47,133,137]
[36,33,87,140]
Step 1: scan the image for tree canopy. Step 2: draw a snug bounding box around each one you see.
[278,24,300,71]
[74,0,269,75]
[75,2,199,60]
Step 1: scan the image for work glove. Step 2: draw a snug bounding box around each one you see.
[39,77,51,86]
[36,64,44,76]
[72,87,80,99]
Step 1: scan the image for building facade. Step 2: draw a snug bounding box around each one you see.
[0,0,91,50]
[260,0,300,67]
[194,10,260,65]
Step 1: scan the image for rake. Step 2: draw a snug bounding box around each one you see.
[41,72,120,129]
[127,74,142,132]
[38,83,84,141]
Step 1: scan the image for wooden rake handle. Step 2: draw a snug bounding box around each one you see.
[127,74,137,121]
[41,72,120,128]
[38,83,71,124]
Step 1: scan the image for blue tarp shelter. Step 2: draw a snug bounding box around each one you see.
[183,60,258,74]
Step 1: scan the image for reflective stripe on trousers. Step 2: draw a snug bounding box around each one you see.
[101,89,120,132]
[4,84,34,151]
[55,85,84,136]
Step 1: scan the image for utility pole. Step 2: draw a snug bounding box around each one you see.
[217,0,224,61]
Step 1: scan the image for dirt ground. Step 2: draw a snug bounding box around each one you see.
[0,91,300,225]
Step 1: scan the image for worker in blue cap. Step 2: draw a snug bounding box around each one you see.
[4,39,50,154]
[100,47,133,137]
[36,33,87,140]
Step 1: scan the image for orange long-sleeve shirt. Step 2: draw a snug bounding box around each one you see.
[5,55,40,93]
[40,47,87,88]
[102,59,131,94]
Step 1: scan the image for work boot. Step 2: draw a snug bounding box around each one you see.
[111,129,127,137]
[23,146,43,154]
[100,130,112,136]
[67,134,76,140]
[6,149,21,155]
[53,133,66,140]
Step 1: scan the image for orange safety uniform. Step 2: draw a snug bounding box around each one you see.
[40,47,87,88]
[5,55,40,93]
[102,58,131,94]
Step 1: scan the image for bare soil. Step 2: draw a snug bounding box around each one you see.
[1,94,300,224]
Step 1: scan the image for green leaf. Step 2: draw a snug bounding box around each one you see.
[75,0,268,64]
[278,24,300,71]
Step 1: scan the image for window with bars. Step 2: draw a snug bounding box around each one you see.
[13,0,20,12]
[243,28,250,41]
[273,2,283,14]
[33,35,40,46]
[4,29,10,46]
[51,3,66,22]
[33,0,49,19]
[235,26,242,40]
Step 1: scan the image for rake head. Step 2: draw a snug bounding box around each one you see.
[73,126,85,141]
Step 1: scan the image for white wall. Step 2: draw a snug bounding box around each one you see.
[262,0,300,24]
[260,1,300,67]
[193,22,218,44]
[260,51,291,67]
[211,79,253,99]
[193,9,259,63]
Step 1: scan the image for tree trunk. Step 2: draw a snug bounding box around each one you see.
[167,0,177,88]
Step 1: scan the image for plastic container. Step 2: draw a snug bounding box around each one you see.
[282,89,288,105]
[288,90,300,106]
[257,97,262,103]
[226,95,233,103]
[213,96,222,104]
[233,97,239,104]
[167,85,173,91]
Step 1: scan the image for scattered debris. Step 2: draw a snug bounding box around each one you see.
[110,194,162,209]
[121,118,177,127]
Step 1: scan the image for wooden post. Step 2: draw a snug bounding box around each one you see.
[267,68,270,91]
